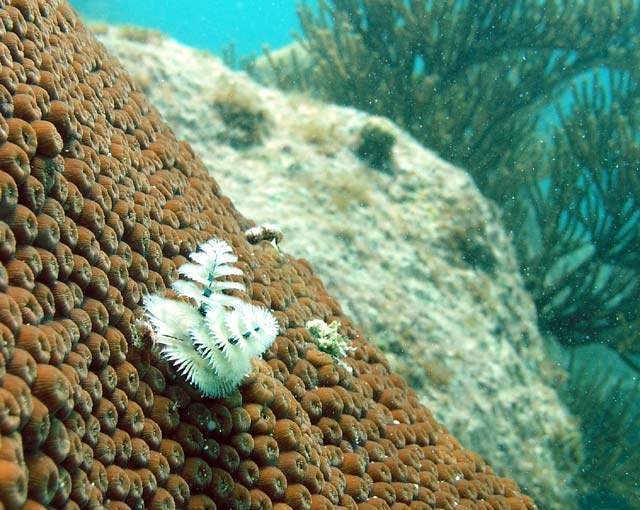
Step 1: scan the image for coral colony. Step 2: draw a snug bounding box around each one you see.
[144,239,278,397]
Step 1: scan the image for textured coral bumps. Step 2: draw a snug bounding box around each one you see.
[0,1,536,510]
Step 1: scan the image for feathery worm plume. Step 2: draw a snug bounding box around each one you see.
[144,239,278,397]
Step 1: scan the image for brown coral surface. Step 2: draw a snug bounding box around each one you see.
[0,2,537,510]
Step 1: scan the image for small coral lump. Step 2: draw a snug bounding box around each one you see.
[144,239,278,397]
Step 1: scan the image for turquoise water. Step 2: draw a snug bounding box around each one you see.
[69,0,305,57]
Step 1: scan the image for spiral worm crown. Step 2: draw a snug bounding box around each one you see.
[144,238,279,397]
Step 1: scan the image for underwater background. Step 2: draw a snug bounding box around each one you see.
[69,1,640,510]
[69,0,304,57]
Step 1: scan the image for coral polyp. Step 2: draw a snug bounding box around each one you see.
[144,239,278,397]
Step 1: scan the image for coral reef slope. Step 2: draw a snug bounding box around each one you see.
[1,3,535,510]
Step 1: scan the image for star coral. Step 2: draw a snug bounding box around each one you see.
[0,2,537,510]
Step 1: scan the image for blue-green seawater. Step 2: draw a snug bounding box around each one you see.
[69,0,308,57]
